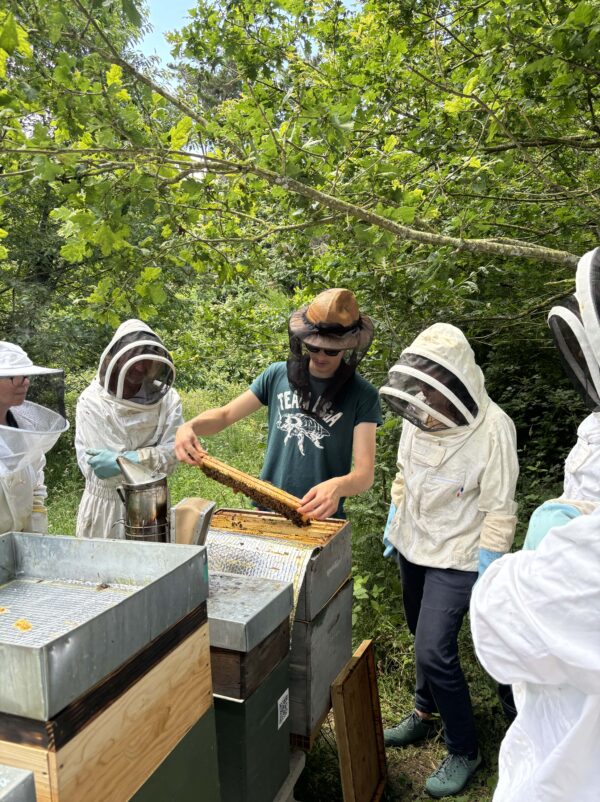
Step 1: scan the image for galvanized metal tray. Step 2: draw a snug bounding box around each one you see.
[0,764,35,802]
[0,532,209,721]
[208,572,293,653]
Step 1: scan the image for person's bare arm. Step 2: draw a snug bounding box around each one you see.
[297,421,377,520]
[175,390,264,465]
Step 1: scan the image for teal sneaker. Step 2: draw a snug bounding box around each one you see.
[425,751,482,798]
[383,711,438,747]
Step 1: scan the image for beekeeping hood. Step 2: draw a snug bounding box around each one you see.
[97,319,175,409]
[547,248,600,411]
[379,323,484,432]
[0,342,69,475]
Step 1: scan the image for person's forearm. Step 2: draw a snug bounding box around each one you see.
[332,466,375,499]
[187,408,230,436]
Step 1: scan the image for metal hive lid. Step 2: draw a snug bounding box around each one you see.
[208,572,293,652]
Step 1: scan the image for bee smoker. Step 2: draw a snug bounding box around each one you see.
[116,456,170,543]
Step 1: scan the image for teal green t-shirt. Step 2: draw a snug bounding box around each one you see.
[249,362,382,517]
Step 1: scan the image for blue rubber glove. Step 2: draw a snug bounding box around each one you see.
[86,449,139,479]
[383,502,397,559]
[523,501,582,551]
[478,548,504,577]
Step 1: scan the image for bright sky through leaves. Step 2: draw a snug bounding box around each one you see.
[139,0,194,63]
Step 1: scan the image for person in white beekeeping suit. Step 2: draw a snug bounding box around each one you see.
[471,510,600,802]
[522,247,600,549]
[75,319,183,539]
[0,342,69,534]
[470,247,600,802]
[379,323,519,799]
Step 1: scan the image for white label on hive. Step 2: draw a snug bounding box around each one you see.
[278,688,290,729]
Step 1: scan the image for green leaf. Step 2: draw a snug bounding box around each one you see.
[148,283,167,304]
[121,0,143,28]
[168,116,193,151]
[567,2,595,26]
[32,156,63,182]
[0,13,19,55]
[140,266,162,281]
[396,206,416,224]
[383,134,398,153]
[94,224,120,256]
[444,95,471,115]
[106,64,123,86]
[60,241,90,263]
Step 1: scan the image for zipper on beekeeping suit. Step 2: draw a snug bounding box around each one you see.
[149,399,168,447]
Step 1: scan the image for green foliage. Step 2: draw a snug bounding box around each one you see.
[5,3,599,797]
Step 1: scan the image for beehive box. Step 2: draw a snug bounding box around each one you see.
[131,707,220,802]
[208,572,293,699]
[214,657,290,802]
[0,533,208,720]
[290,578,353,739]
[206,510,353,740]
[206,510,350,621]
[0,614,215,802]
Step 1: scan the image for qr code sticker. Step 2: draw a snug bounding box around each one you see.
[278,688,290,729]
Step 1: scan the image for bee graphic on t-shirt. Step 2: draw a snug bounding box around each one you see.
[277,413,330,456]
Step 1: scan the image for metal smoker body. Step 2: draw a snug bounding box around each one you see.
[116,456,170,542]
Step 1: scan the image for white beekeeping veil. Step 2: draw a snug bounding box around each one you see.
[548,248,600,410]
[97,320,175,409]
[380,324,482,432]
[0,342,69,475]
[548,295,600,410]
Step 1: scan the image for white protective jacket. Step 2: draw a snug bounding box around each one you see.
[0,401,68,534]
[387,324,519,570]
[75,320,183,539]
[470,509,600,802]
[0,454,46,534]
[563,411,600,500]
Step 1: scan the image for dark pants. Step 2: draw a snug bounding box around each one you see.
[498,683,516,722]
[398,553,478,758]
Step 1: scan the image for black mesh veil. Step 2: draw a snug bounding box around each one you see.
[380,352,478,431]
[576,246,600,368]
[286,313,374,418]
[98,330,175,406]
[548,295,600,410]
[25,372,66,419]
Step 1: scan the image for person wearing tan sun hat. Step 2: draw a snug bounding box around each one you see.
[175,288,382,520]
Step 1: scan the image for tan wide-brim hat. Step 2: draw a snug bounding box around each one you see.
[288,288,374,351]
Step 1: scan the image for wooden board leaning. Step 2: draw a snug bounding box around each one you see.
[331,640,387,802]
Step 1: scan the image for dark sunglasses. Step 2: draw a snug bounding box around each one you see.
[304,343,342,357]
